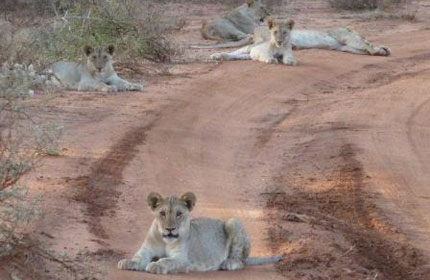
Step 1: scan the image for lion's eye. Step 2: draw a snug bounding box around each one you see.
[92,55,97,59]
[274,30,278,35]
[160,211,166,217]
[176,211,182,217]
[103,55,107,59]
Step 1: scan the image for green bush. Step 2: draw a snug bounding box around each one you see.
[40,0,179,63]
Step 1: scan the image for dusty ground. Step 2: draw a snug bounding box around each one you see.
[5,0,430,279]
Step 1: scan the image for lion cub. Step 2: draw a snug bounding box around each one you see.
[118,192,281,274]
[50,45,143,92]
[211,19,296,65]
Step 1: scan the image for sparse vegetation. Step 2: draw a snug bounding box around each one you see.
[41,0,181,63]
[329,0,412,10]
[0,0,183,67]
[329,0,417,21]
[329,0,381,10]
[0,63,64,279]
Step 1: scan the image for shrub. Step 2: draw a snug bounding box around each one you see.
[0,0,181,67]
[329,0,381,10]
[0,63,64,278]
[40,0,179,64]
[329,0,412,10]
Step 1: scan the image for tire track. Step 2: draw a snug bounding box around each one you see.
[73,115,159,239]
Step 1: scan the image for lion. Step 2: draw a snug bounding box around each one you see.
[199,0,270,43]
[117,192,282,274]
[202,22,391,56]
[211,19,296,65]
[49,45,144,92]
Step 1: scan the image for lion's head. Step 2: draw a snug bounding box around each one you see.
[267,18,295,48]
[83,44,115,75]
[245,0,270,23]
[147,192,196,243]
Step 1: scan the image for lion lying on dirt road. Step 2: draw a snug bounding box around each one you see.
[117,192,281,274]
[208,25,391,57]
[211,19,296,65]
[49,45,144,92]
[200,0,270,43]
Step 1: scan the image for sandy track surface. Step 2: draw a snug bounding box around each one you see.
[22,3,430,280]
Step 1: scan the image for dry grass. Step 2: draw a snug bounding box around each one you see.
[329,0,415,11]
[0,0,185,67]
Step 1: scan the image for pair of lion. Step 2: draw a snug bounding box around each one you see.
[199,0,391,65]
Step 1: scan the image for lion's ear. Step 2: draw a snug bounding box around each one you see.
[84,45,94,57]
[246,0,254,7]
[267,18,275,29]
[147,192,163,211]
[287,19,295,30]
[105,44,115,55]
[180,192,196,211]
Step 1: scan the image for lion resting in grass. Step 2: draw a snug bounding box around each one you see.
[49,45,143,92]
[200,0,270,43]
[211,19,296,65]
[117,192,281,274]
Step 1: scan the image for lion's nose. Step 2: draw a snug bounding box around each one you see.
[97,67,103,71]
[166,227,176,232]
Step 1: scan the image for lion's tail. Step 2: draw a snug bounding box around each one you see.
[245,256,282,266]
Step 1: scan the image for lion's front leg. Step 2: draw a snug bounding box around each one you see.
[118,247,154,271]
[257,53,278,64]
[78,79,118,92]
[118,257,148,271]
[282,49,297,66]
[107,75,144,91]
[146,257,188,275]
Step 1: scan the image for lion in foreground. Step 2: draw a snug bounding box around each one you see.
[49,45,143,92]
[211,19,296,65]
[117,192,281,274]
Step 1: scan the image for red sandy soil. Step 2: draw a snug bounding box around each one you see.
[4,1,430,279]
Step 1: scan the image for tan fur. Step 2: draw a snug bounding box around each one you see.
[210,19,296,65]
[50,45,144,92]
[199,0,270,42]
[117,192,281,274]
[203,22,391,57]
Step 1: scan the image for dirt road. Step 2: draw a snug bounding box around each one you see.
[27,6,430,280]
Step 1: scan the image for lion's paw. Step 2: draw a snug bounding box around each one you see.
[265,58,278,64]
[118,259,138,270]
[146,261,169,274]
[379,46,391,56]
[129,83,144,91]
[210,53,225,61]
[283,58,297,66]
[100,85,118,92]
